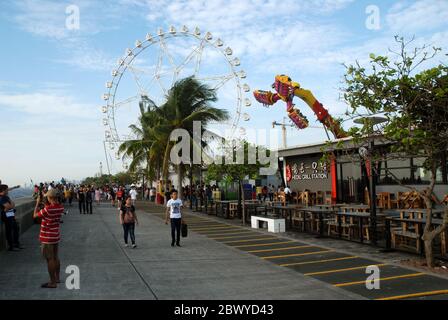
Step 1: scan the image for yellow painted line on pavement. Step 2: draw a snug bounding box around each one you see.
[280,256,358,267]
[304,264,387,276]
[233,241,295,248]
[263,250,333,260]
[198,230,250,236]
[189,224,227,228]
[222,237,277,244]
[247,245,313,253]
[202,231,255,237]
[210,234,272,240]
[190,226,237,231]
[376,289,448,300]
[335,273,426,287]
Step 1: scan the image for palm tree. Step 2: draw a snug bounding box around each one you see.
[118,97,165,186]
[157,77,229,198]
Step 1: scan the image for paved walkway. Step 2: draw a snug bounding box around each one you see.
[141,202,448,300]
[0,202,361,300]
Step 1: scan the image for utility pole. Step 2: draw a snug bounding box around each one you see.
[103,141,111,176]
[99,162,103,176]
[272,117,290,149]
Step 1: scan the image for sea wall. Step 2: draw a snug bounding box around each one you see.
[0,197,35,250]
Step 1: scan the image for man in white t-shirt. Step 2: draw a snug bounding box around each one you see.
[284,186,292,203]
[129,187,138,206]
[165,190,184,247]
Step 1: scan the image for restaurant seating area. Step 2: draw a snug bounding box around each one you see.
[189,190,447,259]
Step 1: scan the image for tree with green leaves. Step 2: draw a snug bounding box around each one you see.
[341,36,448,267]
[118,97,164,186]
[157,77,229,198]
[206,141,272,225]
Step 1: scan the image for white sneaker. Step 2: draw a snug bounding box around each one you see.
[124,244,129,248]
[132,244,137,249]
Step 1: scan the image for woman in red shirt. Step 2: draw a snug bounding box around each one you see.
[33,189,64,289]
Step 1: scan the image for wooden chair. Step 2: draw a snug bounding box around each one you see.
[298,191,309,206]
[309,192,317,206]
[292,210,305,230]
[377,192,391,209]
[229,203,238,218]
[316,191,324,205]
[295,191,302,204]
[391,215,421,253]
[327,215,356,240]
[324,191,332,205]
[389,192,401,209]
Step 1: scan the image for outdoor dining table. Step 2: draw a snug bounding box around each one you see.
[340,204,370,212]
[384,216,445,255]
[396,208,445,219]
[214,200,237,219]
[297,207,337,237]
[243,203,268,222]
[334,211,386,243]
[272,205,302,229]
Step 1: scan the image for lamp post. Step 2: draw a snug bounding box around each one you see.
[354,116,387,247]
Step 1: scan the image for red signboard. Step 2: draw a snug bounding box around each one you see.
[286,165,292,182]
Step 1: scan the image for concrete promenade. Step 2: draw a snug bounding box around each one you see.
[0,202,361,300]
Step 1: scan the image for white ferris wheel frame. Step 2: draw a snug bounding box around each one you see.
[101,25,252,169]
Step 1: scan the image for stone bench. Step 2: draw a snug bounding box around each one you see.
[251,215,285,233]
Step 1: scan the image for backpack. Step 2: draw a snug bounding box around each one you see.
[121,205,136,223]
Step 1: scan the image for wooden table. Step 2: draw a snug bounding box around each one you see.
[385,216,445,255]
[341,205,370,213]
[396,208,445,219]
[297,207,336,236]
[272,205,302,229]
[314,204,346,210]
[334,211,386,243]
[214,200,237,219]
[243,203,267,222]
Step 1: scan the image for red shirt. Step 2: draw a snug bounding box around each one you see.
[117,190,124,198]
[38,204,63,244]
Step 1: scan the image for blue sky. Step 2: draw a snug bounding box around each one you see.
[1,0,447,186]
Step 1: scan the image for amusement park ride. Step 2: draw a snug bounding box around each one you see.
[253,74,350,203]
[253,75,348,139]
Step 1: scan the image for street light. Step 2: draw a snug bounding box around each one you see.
[354,116,388,246]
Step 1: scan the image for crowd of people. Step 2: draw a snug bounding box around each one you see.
[0,178,293,289]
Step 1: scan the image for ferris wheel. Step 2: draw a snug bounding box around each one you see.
[101,25,252,170]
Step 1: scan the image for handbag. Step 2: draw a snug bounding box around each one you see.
[181,222,188,238]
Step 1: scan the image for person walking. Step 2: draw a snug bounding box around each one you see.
[284,185,292,203]
[86,186,94,214]
[0,185,22,251]
[68,187,74,206]
[64,187,70,206]
[129,186,138,206]
[33,188,64,289]
[262,185,268,202]
[165,190,185,247]
[268,184,274,202]
[119,196,138,248]
[150,187,156,202]
[95,187,101,205]
[77,186,86,214]
[110,187,116,207]
[116,187,124,209]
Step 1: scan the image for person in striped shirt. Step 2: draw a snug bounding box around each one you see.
[33,188,64,289]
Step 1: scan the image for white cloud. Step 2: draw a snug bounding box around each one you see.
[386,0,448,33]
[0,91,96,119]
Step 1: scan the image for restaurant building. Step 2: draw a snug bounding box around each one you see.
[278,137,448,203]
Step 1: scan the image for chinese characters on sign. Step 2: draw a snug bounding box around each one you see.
[290,161,329,181]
